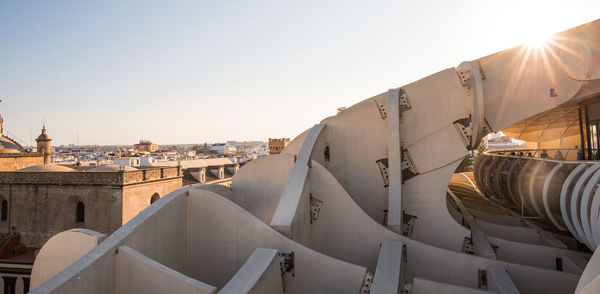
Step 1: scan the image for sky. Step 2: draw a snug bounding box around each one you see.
[0,1,598,146]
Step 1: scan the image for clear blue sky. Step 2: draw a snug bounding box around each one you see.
[1,1,598,146]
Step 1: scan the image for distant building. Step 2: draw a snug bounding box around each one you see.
[268,138,290,154]
[133,140,158,153]
[113,157,142,167]
[142,158,239,186]
[210,143,236,155]
[193,143,212,155]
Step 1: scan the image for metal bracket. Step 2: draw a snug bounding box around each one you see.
[471,119,493,149]
[376,158,390,187]
[478,269,487,288]
[398,88,411,112]
[379,89,410,121]
[309,194,323,224]
[463,237,474,254]
[458,64,486,86]
[360,271,374,293]
[556,257,563,271]
[402,212,417,237]
[401,149,418,181]
[375,100,387,119]
[279,252,295,277]
[453,117,473,148]
[458,68,471,87]
[482,119,493,135]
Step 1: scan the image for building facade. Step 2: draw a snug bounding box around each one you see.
[0,164,182,248]
[268,138,290,154]
[133,140,159,153]
[209,143,236,155]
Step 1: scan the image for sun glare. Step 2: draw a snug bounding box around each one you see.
[525,33,553,48]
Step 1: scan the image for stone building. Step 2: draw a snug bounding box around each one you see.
[133,140,159,153]
[0,164,182,248]
[0,117,44,171]
[268,138,290,154]
[0,163,181,292]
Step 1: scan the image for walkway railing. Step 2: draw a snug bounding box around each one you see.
[488,148,580,160]
[2,129,28,150]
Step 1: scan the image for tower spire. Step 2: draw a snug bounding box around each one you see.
[36,118,52,164]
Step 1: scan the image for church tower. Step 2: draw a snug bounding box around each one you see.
[36,123,52,164]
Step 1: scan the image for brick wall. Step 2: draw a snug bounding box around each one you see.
[121,178,182,225]
[0,156,44,171]
[0,185,122,247]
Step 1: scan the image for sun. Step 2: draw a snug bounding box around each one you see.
[525,33,553,48]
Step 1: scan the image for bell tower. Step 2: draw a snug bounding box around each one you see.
[35,122,52,164]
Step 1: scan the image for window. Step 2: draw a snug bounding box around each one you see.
[76,202,85,223]
[1,200,7,221]
[324,146,330,162]
[3,276,15,294]
[150,193,160,204]
[23,278,30,294]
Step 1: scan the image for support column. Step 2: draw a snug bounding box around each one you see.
[386,89,403,233]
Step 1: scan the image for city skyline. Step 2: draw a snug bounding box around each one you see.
[1,0,599,146]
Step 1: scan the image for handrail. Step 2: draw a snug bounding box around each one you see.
[488,147,577,154]
[484,153,596,164]
[2,129,28,150]
[486,148,581,161]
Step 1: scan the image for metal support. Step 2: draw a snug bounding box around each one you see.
[463,237,474,254]
[398,88,411,112]
[279,252,295,277]
[454,117,473,147]
[309,194,323,224]
[360,271,374,294]
[375,100,387,119]
[402,212,417,237]
[376,158,389,187]
[401,149,418,180]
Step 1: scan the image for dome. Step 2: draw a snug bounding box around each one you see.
[18,164,75,172]
[0,136,22,154]
[88,165,137,172]
[36,127,51,141]
[36,133,51,141]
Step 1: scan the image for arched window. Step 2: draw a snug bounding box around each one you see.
[76,202,85,223]
[150,193,160,204]
[1,200,7,221]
